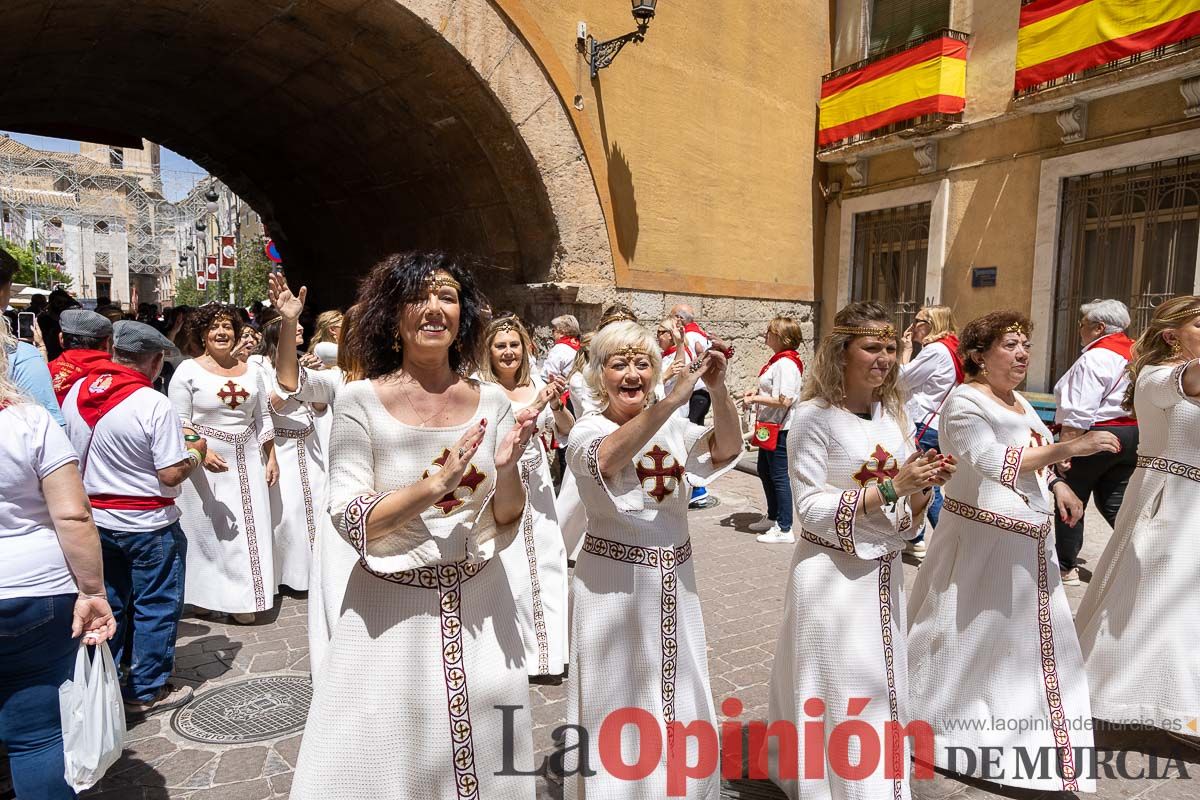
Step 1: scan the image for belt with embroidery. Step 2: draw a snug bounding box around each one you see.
[582,534,692,568]
[943,498,1050,540]
[1136,455,1200,483]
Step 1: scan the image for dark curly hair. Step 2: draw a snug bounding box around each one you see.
[959,310,1033,378]
[349,252,485,379]
[189,304,244,355]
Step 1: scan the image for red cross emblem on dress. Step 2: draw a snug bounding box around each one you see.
[422,449,487,515]
[217,380,250,410]
[852,444,899,487]
[636,445,685,503]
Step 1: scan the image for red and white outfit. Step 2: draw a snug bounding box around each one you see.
[47,348,111,405]
[1053,332,1135,430]
[898,334,961,436]
[539,336,580,383]
[169,359,276,614]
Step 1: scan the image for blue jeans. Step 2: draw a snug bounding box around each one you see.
[914,427,943,539]
[98,521,187,702]
[756,429,792,532]
[0,593,79,800]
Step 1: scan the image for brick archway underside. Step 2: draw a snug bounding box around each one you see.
[0,0,613,306]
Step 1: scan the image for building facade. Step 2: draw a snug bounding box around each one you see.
[817,0,1200,391]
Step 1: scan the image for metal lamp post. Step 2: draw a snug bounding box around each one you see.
[587,0,659,79]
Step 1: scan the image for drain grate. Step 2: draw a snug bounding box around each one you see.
[171,675,312,744]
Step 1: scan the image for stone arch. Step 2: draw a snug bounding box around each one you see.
[0,0,613,305]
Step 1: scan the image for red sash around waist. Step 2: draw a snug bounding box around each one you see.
[88,494,176,510]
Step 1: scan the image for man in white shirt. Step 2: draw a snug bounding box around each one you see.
[63,320,208,715]
[539,314,581,383]
[1052,299,1139,586]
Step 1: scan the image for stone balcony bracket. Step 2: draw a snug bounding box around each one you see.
[1056,102,1088,144]
[1182,75,1200,118]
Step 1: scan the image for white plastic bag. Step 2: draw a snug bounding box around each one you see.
[58,640,126,791]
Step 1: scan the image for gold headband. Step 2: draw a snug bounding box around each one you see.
[1003,322,1029,336]
[491,320,520,334]
[1159,307,1200,324]
[833,324,897,339]
[611,346,649,361]
[424,273,461,292]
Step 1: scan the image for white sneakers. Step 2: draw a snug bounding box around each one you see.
[756,526,795,544]
[748,517,776,532]
[904,539,927,559]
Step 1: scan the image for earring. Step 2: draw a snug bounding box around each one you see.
[1170,339,1183,358]
[981,363,989,377]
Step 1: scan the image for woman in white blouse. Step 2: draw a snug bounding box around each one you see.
[744,316,805,544]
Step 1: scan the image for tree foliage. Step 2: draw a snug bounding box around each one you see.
[170,235,271,308]
[0,238,73,289]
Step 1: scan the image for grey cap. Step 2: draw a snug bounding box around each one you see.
[113,320,178,354]
[59,309,113,339]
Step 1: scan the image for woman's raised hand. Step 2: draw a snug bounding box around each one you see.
[495,409,538,471]
[1070,430,1121,458]
[891,450,945,497]
[430,421,487,496]
[698,349,728,391]
[267,272,307,322]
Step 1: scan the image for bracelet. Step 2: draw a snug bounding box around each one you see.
[1048,477,1065,492]
[186,448,203,465]
[78,591,107,599]
[878,479,899,505]
[184,434,201,443]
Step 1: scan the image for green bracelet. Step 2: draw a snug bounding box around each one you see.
[878,479,899,505]
[184,434,201,443]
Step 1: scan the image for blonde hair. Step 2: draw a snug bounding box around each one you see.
[1123,295,1200,413]
[479,317,534,387]
[567,331,593,378]
[768,316,804,351]
[337,304,364,382]
[802,301,905,422]
[584,321,662,409]
[309,310,344,352]
[920,305,957,344]
[0,323,29,407]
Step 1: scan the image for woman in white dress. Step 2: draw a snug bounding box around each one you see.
[169,305,278,624]
[759,301,949,800]
[480,316,573,678]
[291,252,538,800]
[907,311,1119,793]
[251,317,326,593]
[557,331,598,560]
[268,274,362,680]
[564,320,742,800]
[1075,296,1200,735]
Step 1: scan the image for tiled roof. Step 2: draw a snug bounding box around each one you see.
[0,135,126,179]
[0,185,78,209]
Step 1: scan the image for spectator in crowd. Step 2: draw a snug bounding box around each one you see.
[0,248,65,425]
[47,309,113,403]
[28,293,48,316]
[62,320,205,715]
[1052,299,1138,586]
[38,288,82,362]
[0,337,116,799]
[670,302,718,508]
[539,314,581,383]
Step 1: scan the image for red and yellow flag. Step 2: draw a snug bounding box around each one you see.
[1016,0,1200,92]
[819,37,967,148]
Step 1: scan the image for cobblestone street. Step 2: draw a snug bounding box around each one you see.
[2,468,1194,799]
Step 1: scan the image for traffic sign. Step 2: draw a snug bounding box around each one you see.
[265,238,282,264]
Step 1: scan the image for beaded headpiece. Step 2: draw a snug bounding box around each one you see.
[832,324,897,340]
[1003,322,1029,337]
[424,272,461,292]
[490,319,521,335]
[1159,306,1200,324]
[611,346,649,361]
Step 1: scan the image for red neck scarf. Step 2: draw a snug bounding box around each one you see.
[760,350,804,376]
[931,334,964,384]
[554,336,581,351]
[49,349,112,404]
[1086,332,1134,361]
[75,362,152,429]
[683,322,709,340]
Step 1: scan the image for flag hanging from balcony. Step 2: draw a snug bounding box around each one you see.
[206,255,219,281]
[819,35,968,147]
[219,235,237,269]
[1016,0,1200,92]
[196,272,207,291]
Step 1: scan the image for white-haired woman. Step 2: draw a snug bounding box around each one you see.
[1051,298,1138,585]
[563,320,741,799]
[1076,296,1200,736]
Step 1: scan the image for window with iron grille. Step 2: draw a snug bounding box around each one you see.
[1052,155,1200,383]
[869,0,950,55]
[109,147,124,169]
[851,202,932,333]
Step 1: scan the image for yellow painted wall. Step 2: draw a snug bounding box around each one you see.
[507,0,828,301]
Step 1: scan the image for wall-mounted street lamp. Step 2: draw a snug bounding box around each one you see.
[584,0,658,80]
[204,186,220,215]
[195,219,206,232]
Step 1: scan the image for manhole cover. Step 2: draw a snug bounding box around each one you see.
[171,675,311,744]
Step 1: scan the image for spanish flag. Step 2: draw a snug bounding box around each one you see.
[1016,0,1200,92]
[819,37,967,148]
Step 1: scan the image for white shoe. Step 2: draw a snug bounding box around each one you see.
[756,527,795,544]
[748,517,776,532]
[904,540,927,559]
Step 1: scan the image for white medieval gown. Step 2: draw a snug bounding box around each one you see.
[169,358,276,614]
[907,383,1095,793]
[290,380,535,800]
[556,371,600,560]
[496,377,570,677]
[760,400,918,800]
[564,410,737,800]
[279,364,351,680]
[1075,360,1200,729]
[250,356,327,593]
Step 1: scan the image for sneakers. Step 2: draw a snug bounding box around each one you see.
[748,517,776,533]
[756,527,795,544]
[904,540,927,559]
[688,495,719,510]
[124,682,194,717]
[230,612,256,625]
[1060,568,1081,586]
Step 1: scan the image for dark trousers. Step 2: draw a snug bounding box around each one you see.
[98,521,188,701]
[687,390,711,426]
[1054,425,1139,570]
[756,429,792,531]
[0,593,79,799]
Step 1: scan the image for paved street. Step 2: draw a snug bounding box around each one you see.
[2,468,1195,799]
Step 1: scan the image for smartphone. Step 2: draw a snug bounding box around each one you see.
[17,312,35,341]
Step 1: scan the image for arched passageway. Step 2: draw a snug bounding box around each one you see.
[0,0,613,306]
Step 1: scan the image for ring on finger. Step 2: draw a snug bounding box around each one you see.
[458,448,466,458]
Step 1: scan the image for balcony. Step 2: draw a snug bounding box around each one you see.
[818,30,969,157]
[1014,0,1200,107]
